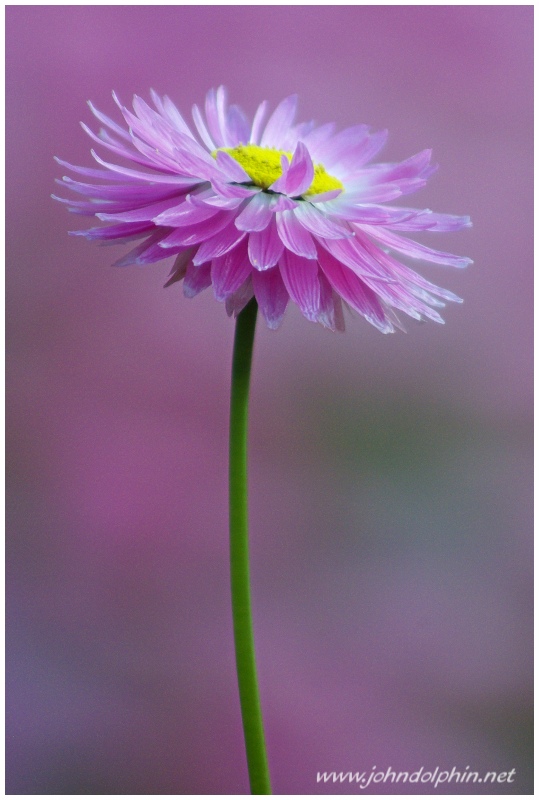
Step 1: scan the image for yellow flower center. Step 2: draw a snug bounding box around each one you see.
[215,144,343,197]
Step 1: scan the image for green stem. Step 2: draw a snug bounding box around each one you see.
[229,297,271,795]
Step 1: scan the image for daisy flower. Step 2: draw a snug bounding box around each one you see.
[54,87,471,332]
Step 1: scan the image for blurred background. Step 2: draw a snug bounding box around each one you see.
[6,6,532,795]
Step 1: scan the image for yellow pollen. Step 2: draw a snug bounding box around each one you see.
[214,144,343,197]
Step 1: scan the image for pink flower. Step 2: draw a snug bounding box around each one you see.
[54,87,471,331]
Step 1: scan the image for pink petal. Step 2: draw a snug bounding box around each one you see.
[248,217,284,270]
[97,198,183,223]
[160,211,231,248]
[164,248,196,287]
[250,101,268,144]
[300,122,337,160]
[71,221,154,241]
[188,189,245,210]
[154,199,221,226]
[210,179,261,199]
[225,277,254,317]
[211,240,252,300]
[337,128,388,171]
[113,231,166,266]
[317,247,393,333]
[226,104,250,144]
[260,95,298,148]
[386,208,472,232]
[192,103,217,151]
[87,100,131,142]
[315,124,370,166]
[204,88,225,147]
[276,210,317,259]
[234,193,274,232]
[317,269,344,331]
[252,267,289,329]
[279,250,320,322]
[193,220,246,264]
[183,261,212,298]
[280,142,314,197]
[293,202,352,239]
[90,149,202,185]
[215,150,251,183]
[360,225,473,268]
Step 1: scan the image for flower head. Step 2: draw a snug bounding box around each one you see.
[54,87,471,332]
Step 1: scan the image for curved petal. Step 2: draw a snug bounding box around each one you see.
[215,150,251,183]
[193,219,246,264]
[225,277,254,317]
[252,267,289,329]
[164,248,196,287]
[248,217,284,270]
[192,103,217,151]
[280,142,314,197]
[260,95,298,148]
[160,211,231,248]
[227,104,251,145]
[183,260,212,298]
[294,202,352,239]
[250,100,268,144]
[317,247,394,333]
[211,239,252,300]
[276,210,317,259]
[234,193,275,232]
[279,250,320,322]
[360,225,473,268]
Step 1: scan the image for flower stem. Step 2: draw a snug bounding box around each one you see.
[229,297,271,795]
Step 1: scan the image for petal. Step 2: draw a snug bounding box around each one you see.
[260,95,298,148]
[188,188,245,210]
[183,261,212,298]
[250,100,268,144]
[215,150,251,183]
[192,103,217,151]
[300,122,337,159]
[54,156,119,181]
[317,269,345,331]
[281,141,314,197]
[385,208,472,232]
[227,104,250,145]
[293,202,352,239]
[225,277,254,317]
[248,217,284,270]
[338,129,388,171]
[154,198,221,226]
[360,225,473,268]
[234,193,274,232]
[211,239,252,300]
[193,220,246,264]
[160,211,231,248]
[252,267,289,329]
[315,124,370,165]
[87,100,131,142]
[204,88,224,147]
[90,149,202,185]
[71,221,154,241]
[279,250,320,322]
[113,230,166,266]
[97,198,184,223]
[276,210,317,259]
[164,248,196,287]
[317,247,394,333]
[210,179,261,199]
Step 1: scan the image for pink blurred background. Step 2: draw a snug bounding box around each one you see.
[6,6,532,794]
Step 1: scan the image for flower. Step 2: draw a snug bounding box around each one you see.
[54,87,471,332]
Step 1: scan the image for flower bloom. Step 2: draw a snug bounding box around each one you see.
[54,87,471,331]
